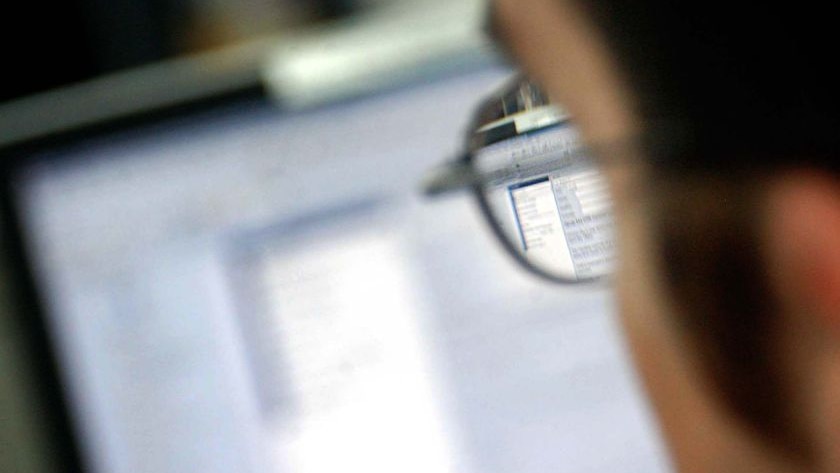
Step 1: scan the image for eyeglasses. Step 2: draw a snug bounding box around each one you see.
[423,75,617,284]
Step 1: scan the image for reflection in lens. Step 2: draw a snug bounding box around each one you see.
[475,110,616,282]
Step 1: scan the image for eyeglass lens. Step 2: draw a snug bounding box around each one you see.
[471,80,616,282]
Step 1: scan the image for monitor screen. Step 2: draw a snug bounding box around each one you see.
[12,66,669,473]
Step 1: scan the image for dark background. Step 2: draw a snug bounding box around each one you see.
[0,0,361,103]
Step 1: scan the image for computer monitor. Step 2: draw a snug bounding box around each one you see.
[1,62,669,473]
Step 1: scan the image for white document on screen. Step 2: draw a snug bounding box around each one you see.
[509,177,576,275]
[260,234,458,473]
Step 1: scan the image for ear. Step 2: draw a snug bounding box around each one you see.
[765,171,840,332]
[764,170,840,471]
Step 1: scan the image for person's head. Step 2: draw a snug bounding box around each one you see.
[489,1,840,472]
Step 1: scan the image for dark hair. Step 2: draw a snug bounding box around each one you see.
[578,1,838,463]
[581,2,839,174]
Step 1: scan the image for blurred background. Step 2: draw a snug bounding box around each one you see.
[1,0,400,102]
[0,2,672,473]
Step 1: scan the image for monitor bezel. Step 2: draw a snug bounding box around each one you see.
[0,67,266,473]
